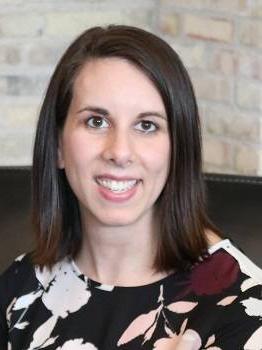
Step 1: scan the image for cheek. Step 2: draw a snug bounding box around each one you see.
[61,137,93,198]
[148,140,171,174]
[62,134,90,168]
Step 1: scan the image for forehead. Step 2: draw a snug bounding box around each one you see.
[71,57,165,111]
[74,57,150,85]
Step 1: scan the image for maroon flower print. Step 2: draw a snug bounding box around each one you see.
[190,251,240,295]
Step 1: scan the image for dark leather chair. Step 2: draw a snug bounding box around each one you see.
[0,167,261,273]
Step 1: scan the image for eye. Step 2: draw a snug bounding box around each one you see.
[135,120,158,133]
[85,116,110,129]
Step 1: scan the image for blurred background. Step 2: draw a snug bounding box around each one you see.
[0,0,261,175]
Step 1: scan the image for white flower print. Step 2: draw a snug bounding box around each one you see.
[241,297,262,317]
[27,259,91,349]
[15,253,26,262]
[14,321,29,329]
[241,277,261,292]
[9,290,43,331]
[56,338,98,349]
[28,316,59,350]
[6,297,17,327]
[13,290,43,311]
[42,261,91,318]
[244,326,262,350]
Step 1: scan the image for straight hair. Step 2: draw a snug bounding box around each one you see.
[32,25,221,271]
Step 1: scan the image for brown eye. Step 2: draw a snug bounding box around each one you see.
[85,116,109,129]
[135,120,158,133]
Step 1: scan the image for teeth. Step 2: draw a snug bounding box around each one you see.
[96,178,138,193]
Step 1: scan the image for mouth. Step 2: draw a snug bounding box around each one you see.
[95,177,141,193]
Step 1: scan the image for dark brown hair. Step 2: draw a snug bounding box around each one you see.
[32,25,221,271]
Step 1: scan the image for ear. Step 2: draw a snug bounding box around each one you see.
[57,134,65,169]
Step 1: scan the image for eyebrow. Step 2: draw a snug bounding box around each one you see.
[77,105,167,120]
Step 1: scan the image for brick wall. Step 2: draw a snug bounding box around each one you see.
[0,0,261,175]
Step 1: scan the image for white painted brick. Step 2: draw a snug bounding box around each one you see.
[160,0,246,13]
[0,75,48,96]
[44,10,152,38]
[247,0,262,18]
[0,46,20,64]
[209,49,236,75]
[239,19,262,49]
[172,43,207,70]
[236,79,262,111]
[0,14,44,37]
[234,145,260,175]
[27,43,65,66]
[0,77,8,94]
[0,0,261,174]
[0,104,38,130]
[203,136,232,167]
[204,105,260,142]
[203,163,237,175]
[184,14,233,43]
[191,73,232,103]
[159,12,179,37]
[0,131,34,166]
[237,53,262,81]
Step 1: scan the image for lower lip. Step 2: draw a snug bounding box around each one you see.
[96,181,140,203]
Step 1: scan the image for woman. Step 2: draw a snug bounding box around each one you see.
[0,25,261,350]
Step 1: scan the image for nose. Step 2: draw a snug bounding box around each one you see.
[101,129,135,167]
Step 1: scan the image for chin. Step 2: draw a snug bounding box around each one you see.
[98,217,138,227]
[82,204,150,228]
[93,211,142,227]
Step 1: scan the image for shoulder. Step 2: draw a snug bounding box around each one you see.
[188,239,262,298]
[0,254,74,302]
[209,239,262,285]
[207,240,262,348]
[0,253,35,280]
[182,240,262,348]
[0,253,37,310]
[0,253,35,283]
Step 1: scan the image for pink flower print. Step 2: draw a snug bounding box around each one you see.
[203,335,222,349]
[118,285,199,348]
[166,301,198,313]
[117,306,162,346]
[153,319,202,350]
[216,295,238,306]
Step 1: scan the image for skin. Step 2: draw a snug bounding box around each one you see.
[58,57,171,286]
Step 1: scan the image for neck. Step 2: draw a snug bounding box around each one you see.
[74,210,166,286]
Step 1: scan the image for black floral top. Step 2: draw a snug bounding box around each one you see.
[0,239,262,350]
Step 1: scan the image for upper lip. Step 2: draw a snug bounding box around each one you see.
[95,174,141,181]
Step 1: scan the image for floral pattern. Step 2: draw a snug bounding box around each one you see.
[0,239,262,350]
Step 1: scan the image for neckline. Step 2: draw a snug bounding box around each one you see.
[69,239,231,291]
[70,258,178,291]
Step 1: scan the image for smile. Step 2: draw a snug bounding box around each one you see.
[95,178,140,193]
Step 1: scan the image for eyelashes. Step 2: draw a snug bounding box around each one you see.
[136,120,159,133]
[85,116,109,129]
[83,116,160,133]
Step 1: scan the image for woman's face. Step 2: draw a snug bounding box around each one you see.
[58,57,171,228]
